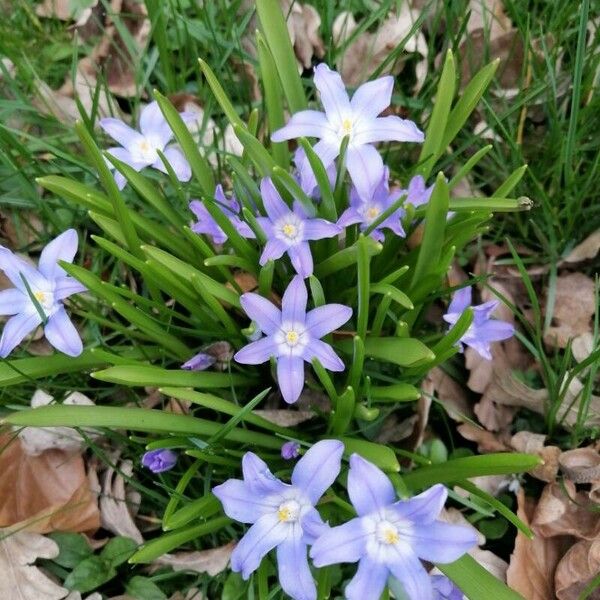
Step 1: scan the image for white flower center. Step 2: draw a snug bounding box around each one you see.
[133,136,160,163]
[277,499,301,523]
[275,322,308,356]
[365,204,381,221]
[375,520,400,545]
[33,290,55,314]
[275,214,304,245]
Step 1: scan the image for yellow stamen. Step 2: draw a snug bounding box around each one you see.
[341,118,353,135]
[278,507,292,522]
[282,223,297,238]
[34,291,46,303]
[366,206,380,220]
[286,331,299,345]
[383,529,399,544]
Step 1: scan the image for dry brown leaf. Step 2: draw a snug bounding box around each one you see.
[555,539,600,600]
[332,6,428,90]
[18,390,101,456]
[506,490,572,600]
[558,448,600,483]
[532,481,600,540]
[36,0,98,25]
[426,367,473,421]
[282,0,325,70]
[0,434,99,533]
[0,530,69,600]
[510,431,561,482]
[544,273,595,348]
[90,457,143,544]
[253,409,315,427]
[466,0,512,40]
[562,229,600,264]
[457,423,511,452]
[153,541,235,577]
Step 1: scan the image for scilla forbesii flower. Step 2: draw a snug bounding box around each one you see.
[142,448,177,474]
[272,64,424,200]
[213,440,344,600]
[189,184,255,244]
[257,178,340,277]
[310,455,478,600]
[100,101,191,189]
[337,167,406,242]
[402,174,434,209]
[234,275,352,404]
[443,286,515,360]
[0,230,86,357]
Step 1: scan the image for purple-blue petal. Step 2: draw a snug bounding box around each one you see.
[345,144,385,201]
[261,178,290,221]
[181,351,215,371]
[310,517,368,566]
[302,219,341,241]
[38,229,79,280]
[345,556,389,600]
[139,100,173,147]
[0,311,42,358]
[405,521,479,563]
[212,478,279,524]
[447,287,472,314]
[313,64,351,126]
[154,146,191,182]
[276,535,316,600]
[277,355,305,404]
[389,483,448,525]
[300,507,329,545]
[353,115,425,145]
[303,339,345,372]
[99,117,142,150]
[281,441,301,460]
[54,276,87,301]
[234,336,279,365]
[281,275,308,324]
[350,76,394,119]
[291,439,343,504]
[271,110,333,142]
[239,292,281,335]
[387,551,433,600]
[288,243,314,277]
[259,239,287,265]
[242,452,288,497]
[141,448,177,473]
[348,453,396,516]
[305,304,352,338]
[44,307,83,357]
[0,289,27,316]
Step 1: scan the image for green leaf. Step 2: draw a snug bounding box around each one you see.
[439,554,524,600]
[64,556,116,593]
[48,533,93,568]
[2,406,283,450]
[126,576,167,600]
[100,536,138,567]
[338,437,400,472]
[315,237,383,279]
[495,165,528,198]
[337,337,435,367]
[369,383,421,402]
[418,50,456,178]
[255,0,306,113]
[411,173,449,288]
[234,124,277,177]
[153,91,214,196]
[403,453,541,489]
[129,516,231,563]
[299,138,336,220]
[163,494,220,531]
[370,283,413,310]
[331,386,356,436]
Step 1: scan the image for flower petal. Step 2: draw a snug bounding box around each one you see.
[291,439,344,504]
[386,550,433,600]
[313,64,351,126]
[54,276,87,301]
[38,229,78,280]
[281,275,307,324]
[106,147,147,171]
[234,336,279,365]
[337,207,363,228]
[348,453,396,516]
[271,110,333,142]
[405,521,479,563]
[99,117,143,150]
[297,140,340,195]
[242,452,289,496]
[44,307,83,356]
[345,556,389,600]
[212,478,279,524]
[277,355,305,404]
[277,535,316,600]
[310,517,368,566]
[350,76,394,120]
[240,293,281,335]
[0,311,42,358]
[389,484,448,525]
[0,289,26,316]
[300,507,329,545]
[303,339,345,371]
[474,319,515,343]
[346,144,385,201]
[288,243,314,277]
[303,219,341,241]
[231,512,288,579]
[261,178,290,221]
[259,239,287,265]
[305,304,352,338]
[353,115,425,145]
[153,146,192,182]
[0,248,46,292]
[448,286,472,315]
[139,101,173,146]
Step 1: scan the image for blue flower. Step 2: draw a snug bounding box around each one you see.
[310,454,478,600]
[0,229,86,357]
[142,449,178,473]
[213,440,344,600]
[443,286,515,360]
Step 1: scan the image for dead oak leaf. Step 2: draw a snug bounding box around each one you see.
[506,490,572,600]
[152,541,235,577]
[0,530,69,600]
[562,229,600,264]
[510,431,561,482]
[0,434,100,534]
[555,539,600,600]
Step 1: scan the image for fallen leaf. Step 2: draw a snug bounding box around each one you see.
[457,423,511,452]
[510,431,561,482]
[332,6,428,90]
[152,541,235,577]
[282,0,325,70]
[562,229,600,264]
[0,434,100,533]
[558,448,600,483]
[36,0,98,25]
[253,409,315,427]
[89,457,143,544]
[506,490,572,600]
[555,539,600,600]
[532,481,600,540]
[544,273,595,348]
[426,367,473,421]
[17,390,101,456]
[0,530,69,600]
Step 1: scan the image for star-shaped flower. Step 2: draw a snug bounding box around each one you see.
[272,64,424,200]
